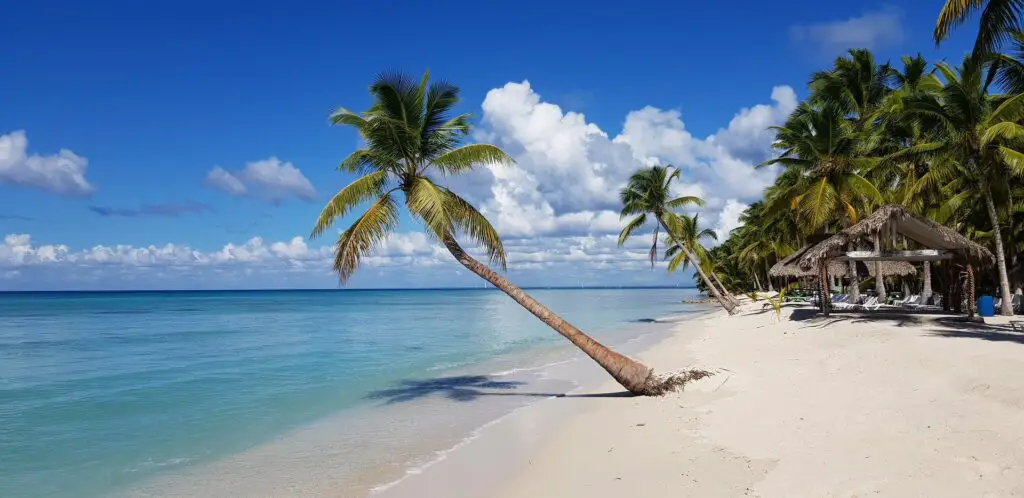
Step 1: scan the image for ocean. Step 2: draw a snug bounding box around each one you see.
[0,288,705,497]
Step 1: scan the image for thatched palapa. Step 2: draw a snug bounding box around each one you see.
[798,205,993,270]
[771,245,915,278]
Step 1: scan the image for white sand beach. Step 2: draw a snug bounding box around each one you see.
[387,301,1024,497]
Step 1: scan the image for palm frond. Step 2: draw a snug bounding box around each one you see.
[431,144,514,175]
[311,170,391,239]
[333,194,400,283]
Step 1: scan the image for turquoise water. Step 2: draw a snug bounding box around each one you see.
[0,288,701,497]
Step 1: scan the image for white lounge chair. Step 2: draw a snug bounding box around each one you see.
[860,296,884,311]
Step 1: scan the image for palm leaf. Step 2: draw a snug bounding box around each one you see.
[333,194,400,283]
[443,189,508,270]
[311,170,391,238]
[431,144,515,174]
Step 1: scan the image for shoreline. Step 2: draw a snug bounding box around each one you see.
[376,306,722,497]
[122,303,713,497]
[496,302,1024,497]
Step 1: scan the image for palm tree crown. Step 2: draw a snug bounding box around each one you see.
[311,70,513,282]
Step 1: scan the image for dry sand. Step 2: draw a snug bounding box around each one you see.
[496,302,1024,498]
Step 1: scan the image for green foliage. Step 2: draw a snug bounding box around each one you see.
[710,47,1024,302]
[313,70,513,283]
[766,289,787,323]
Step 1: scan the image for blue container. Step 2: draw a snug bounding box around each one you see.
[978,295,995,317]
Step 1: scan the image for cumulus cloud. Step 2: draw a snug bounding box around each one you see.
[789,7,904,55]
[714,199,750,240]
[0,230,684,290]
[206,157,316,202]
[459,81,793,240]
[88,202,214,217]
[206,167,247,196]
[0,131,95,196]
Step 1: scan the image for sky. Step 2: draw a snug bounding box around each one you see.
[0,0,979,290]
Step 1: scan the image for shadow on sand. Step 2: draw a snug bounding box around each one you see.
[927,317,1024,345]
[365,375,634,404]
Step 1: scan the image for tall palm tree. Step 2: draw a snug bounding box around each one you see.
[900,58,1024,315]
[312,71,681,395]
[664,213,723,286]
[761,102,884,231]
[876,55,947,302]
[811,49,895,299]
[618,165,737,314]
[935,0,1022,57]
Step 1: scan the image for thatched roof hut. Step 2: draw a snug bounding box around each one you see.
[770,244,849,277]
[798,205,993,270]
[771,244,916,278]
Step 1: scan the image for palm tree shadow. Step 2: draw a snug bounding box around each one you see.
[927,317,1024,345]
[365,375,635,404]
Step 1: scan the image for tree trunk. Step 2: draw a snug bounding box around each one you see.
[710,271,738,306]
[752,271,762,293]
[765,260,775,292]
[873,234,887,301]
[819,263,830,317]
[967,263,977,318]
[980,179,1014,316]
[656,220,736,314]
[922,261,933,304]
[849,261,860,304]
[442,236,657,394]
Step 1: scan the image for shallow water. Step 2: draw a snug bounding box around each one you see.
[0,288,703,497]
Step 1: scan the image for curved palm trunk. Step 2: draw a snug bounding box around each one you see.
[711,272,739,305]
[981,180,1014,316]
[752,271,762,292]
[656,220,736,314]
[441,237,657,394]
[765,260,775,292]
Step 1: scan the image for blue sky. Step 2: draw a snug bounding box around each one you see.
[0,1,978,290]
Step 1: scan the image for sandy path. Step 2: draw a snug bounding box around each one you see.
[499,303,1024,497]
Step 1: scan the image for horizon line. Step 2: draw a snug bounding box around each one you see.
[0,285,699,294]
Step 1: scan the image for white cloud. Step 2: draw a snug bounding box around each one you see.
[0,231,688,290]
[789,7,904,54]
[714,199,750,240]
[461,80,793,240]
[206,167,247,196]
[0,131,94,196]
[206,157,315,202]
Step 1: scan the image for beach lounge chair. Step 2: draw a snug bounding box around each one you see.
[900,295,921,309]
[830,295,859,310]
[860,296,884,311]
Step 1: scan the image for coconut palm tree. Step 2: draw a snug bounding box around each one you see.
[618,165,737,314]
[664,213,722,286]
[935,0,1022,57]
[761,102,884,231]
[312,71,686,395]
[899,57,1024,315]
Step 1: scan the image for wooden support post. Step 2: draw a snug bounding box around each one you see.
[820,263,831,317]
[942,262,952,312]
[966,263,976,319]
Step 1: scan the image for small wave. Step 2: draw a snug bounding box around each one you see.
[488,357,578,377]
[126,457,192,472]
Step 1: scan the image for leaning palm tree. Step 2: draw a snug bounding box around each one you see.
[618,165,737,314]
[935,0,1021,58]
[664,213,728,288]
[899,57,1024,315]
[312,71,692,395]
